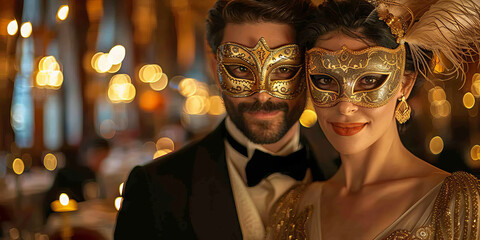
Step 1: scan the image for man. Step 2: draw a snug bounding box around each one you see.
[114,0,337,239]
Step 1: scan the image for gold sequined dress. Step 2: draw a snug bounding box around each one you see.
[267,172,480,240]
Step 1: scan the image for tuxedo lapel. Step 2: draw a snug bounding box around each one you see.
[189,121,243,239]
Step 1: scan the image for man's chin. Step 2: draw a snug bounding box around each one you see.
[243,118,286,144]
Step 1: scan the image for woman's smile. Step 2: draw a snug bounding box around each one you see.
[330,122,368,136]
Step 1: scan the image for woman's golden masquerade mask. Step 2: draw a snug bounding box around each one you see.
[306,44,406,108]
[216,37,305,100]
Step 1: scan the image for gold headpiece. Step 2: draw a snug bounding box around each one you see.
[366,0,480,84]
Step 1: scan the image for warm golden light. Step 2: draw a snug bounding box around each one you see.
[150,73,169,91]
[20,22,32,38]
[108,74,136,103]
[57,5,69,21]
[36,72,48,87]
[185,95,206,115]
[12,158,24,175]
[59,193,69,206]
[208,96,226,115]
[153,149,173,159]
[472,145,480,161]
[156,137,175,151]
[179,78,197,97]
[39,56,57,71]
[48,71,63,89]
[299,109,318,128]
[139,90,163,112]
[108,45,126,65]
[44,153,58,171]
[119,182,124,196]
[428,87,446,103]
[91,52,103,72]
[97,53,112,73]
[7,20,18,35]
[463,92,475,109]
[139,64,162,83]
[430,100,451,118]
[429,136,444,155]
[108,63,122,73]
[472,73,480,98]
[115,197,123,211]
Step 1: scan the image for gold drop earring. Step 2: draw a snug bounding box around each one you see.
[395,94,411,124]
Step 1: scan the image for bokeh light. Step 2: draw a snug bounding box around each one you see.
[44,153,58,171]
[7,20,18,35]
[97,53,112,73]
[472,73,480,97]
[107,74,136,103]
[471,145,480,161]
[99,119,116,139]
[57,5,69,21]
[139,64,162,83]
[153,149,172,159]
[12,158,24,175]
[429,136,444,155]
[156,137,174,151]
[36,56,63,89]
[428,87,446,103]
[299,109,318,128]
[139,90,164,112]
[20,22,32,38]
[430,100,451,118]
[108,45,126,65]
[208,96,225,115]
[108,63,122,73]
[463,92,475,109]
[115,197,123,211]
[59,193,69,206]
[179,78,197,97]
[150,73,169,91]
[185,95,206,115]
[119,182,124,195]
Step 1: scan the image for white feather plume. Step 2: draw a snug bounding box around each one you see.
[402,0,480,83]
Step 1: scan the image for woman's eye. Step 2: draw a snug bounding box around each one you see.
[310,75,339,92]
[225,65,254,79]
[354,74,388,91]
[271,67,299,80]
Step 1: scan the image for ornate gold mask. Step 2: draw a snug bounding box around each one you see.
[306,44,406,108]
[216,37,305,99]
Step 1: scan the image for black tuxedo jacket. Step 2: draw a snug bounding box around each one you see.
[114,120,337,239]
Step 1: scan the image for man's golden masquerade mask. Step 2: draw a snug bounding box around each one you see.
[216,38,305,100]
[306,44,406,108]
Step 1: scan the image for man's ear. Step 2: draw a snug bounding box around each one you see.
[401,72,418,99]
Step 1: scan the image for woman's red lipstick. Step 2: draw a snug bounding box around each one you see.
[331,122,367,136]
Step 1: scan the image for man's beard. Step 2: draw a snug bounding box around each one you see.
[224,97,302,144]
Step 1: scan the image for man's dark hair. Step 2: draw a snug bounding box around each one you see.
[206,0,311,53]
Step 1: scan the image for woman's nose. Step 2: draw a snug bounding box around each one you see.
[337,101,358,115]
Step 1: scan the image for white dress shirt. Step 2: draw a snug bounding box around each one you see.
[225,117,307,240]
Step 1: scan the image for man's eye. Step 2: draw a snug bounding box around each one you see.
[271,66,299,80]
[225,65,254,79]
[354,74,388,91]
[310,75,338,92]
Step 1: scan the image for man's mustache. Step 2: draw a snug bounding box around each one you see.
[238,100,289,113]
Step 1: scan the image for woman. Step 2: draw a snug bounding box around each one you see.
[267,0,480,239]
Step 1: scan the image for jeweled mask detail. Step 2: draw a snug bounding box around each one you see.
[306,44,406,108]
[216,37,305,99]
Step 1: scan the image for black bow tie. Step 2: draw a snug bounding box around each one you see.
[226,133,308,187]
